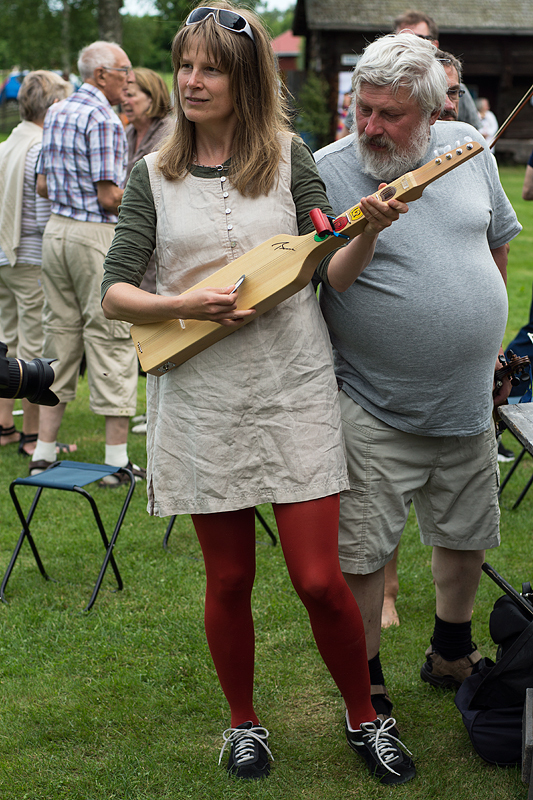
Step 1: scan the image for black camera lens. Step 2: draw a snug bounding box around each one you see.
[0,342,59,406]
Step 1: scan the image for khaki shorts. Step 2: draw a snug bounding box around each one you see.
[0,262,44,361]
[41,214,138,416]
[338,391,500,575]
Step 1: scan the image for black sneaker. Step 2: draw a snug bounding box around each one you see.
[346,716,416,785]
[497,442,515,462]
[218,721,272,780]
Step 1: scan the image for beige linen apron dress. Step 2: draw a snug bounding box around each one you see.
[144,135,348,516]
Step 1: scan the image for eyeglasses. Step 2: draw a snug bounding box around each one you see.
[102,66,132,75]
[185,7,255,42]
[397,28,435,41]
[446,88,465,99]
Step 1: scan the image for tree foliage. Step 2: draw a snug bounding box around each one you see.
[293,72,331,150]
[0,0,296,74]
[0,0,98,72]
[256,3,295,40]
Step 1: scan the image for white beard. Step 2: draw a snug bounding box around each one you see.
[354,119,431,183]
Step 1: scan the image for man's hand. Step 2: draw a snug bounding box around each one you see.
[360,185,409,238]
[96,180,124,215]
[493,352,512,408]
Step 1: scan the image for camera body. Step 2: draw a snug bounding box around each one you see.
[0,341,59,406]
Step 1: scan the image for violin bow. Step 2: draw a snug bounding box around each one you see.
[490,81,533,148]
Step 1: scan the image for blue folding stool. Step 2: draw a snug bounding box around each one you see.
[1,461,135,612]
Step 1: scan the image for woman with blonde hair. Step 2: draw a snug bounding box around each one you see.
[101,3,414,784]
[123,67,173,181]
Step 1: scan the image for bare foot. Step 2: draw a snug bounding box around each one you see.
[56,442,77,454]
[19,440,78,457]
[381,596,400,628]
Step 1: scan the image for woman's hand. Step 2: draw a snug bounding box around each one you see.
[102,281,255,326]
[359,185,409,238]
[178,285,256,326]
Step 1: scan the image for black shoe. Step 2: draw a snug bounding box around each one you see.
[346,716,416,786]
[219,721,272,780]
[498,442,515,462]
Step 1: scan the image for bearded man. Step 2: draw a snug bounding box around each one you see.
[314,33,521,733]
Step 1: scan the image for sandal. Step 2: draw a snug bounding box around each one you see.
[0,424,21,446]
[99,461,146,487]
[18,432,38,456]
[56,442,77,454]
[18,436,78,458]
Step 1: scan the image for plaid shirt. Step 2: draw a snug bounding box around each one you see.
[39,83,127,224]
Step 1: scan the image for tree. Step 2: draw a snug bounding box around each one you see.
[0,0,98,72]
[122,14,171,72]
[293,72,331,150]
[257,3,295,40]
[98,0,123,43]
[0,0,297,74]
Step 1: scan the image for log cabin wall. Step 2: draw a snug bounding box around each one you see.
[294,1,533,162]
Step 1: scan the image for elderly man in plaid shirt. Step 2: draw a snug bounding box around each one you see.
[32,41,145,485]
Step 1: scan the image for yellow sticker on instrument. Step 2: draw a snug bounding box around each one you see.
[347,206,364,222]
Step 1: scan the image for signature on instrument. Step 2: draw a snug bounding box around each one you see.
[271,241,296,251]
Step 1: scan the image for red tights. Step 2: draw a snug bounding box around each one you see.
[192,495,375,729]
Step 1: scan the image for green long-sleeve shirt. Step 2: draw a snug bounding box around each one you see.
[101,135,336,301]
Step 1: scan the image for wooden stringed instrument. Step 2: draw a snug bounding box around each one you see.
[131,140,483,376]
[494,351,531,394]
[493,350,531,435]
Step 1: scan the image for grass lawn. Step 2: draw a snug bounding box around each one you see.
[0,168,532,799]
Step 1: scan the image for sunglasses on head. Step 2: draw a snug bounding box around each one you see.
[185,7,255,42]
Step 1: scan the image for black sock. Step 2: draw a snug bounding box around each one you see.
[368,653,385,686]
[368,654,393,717]
[432,614,473,661]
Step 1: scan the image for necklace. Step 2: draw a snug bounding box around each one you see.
[192,152,230,169]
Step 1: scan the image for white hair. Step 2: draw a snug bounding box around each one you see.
[352,33,447,118]
[77,41,123,82]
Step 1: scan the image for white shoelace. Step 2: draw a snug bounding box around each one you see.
[218,724,274,765]
[359,717,413,776]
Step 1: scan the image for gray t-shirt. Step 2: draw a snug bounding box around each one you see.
[315,121,522,436]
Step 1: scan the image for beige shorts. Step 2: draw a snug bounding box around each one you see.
[338,391,501,575]
[0,262,44,361]
[41,215,138,416]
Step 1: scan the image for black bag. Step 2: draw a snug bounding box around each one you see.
[455,594,533,766]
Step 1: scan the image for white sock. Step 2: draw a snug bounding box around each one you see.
[346,710,359,733]
[105,443,129,468]
[32,440,56,463]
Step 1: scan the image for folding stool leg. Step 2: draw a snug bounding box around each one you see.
[498,445,527,498]
[163,515,176,549]
[162,508,277,548]
[254,507,277,545]
[513,470,533,510]
[76,488,123,592]
[77,475,135,612]
[1,485,51,604]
